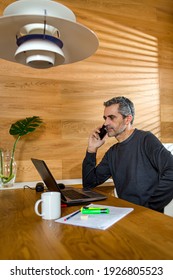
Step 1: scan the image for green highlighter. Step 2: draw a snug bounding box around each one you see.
[81,207,110,214]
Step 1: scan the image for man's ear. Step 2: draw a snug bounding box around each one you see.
[125,115,133,124]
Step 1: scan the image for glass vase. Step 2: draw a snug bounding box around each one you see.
[0,149,17,188]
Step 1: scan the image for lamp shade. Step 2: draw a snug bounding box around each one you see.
[15,34,65,68]
[0,0,99,69]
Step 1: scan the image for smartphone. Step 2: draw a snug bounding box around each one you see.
[98,125,107,140]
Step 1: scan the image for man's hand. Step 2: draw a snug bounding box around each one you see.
[87,127,107,153]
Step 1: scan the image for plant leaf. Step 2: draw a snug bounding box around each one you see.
[9,116,43,137]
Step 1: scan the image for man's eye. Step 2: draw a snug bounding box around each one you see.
[109,115,115,120]
[103,115,116,120]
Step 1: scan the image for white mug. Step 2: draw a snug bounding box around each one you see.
[34,192,61,220]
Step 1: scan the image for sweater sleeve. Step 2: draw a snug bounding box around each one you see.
[82,151,111,189]
[144,133,173,211]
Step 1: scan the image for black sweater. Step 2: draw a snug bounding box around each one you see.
[82,129,173,212]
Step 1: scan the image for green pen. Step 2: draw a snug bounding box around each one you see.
[81,207,110,214]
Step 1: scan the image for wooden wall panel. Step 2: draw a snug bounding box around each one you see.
[0,0,173,182]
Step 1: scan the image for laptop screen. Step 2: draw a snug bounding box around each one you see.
[31,158,67,201]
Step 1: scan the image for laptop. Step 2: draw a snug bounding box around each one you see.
[31,158,107,206]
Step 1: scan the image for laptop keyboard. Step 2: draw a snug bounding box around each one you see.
[62,189,90,199]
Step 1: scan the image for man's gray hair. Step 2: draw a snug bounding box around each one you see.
[104,96,135,124]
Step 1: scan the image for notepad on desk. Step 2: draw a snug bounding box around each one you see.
[56,204,134,230]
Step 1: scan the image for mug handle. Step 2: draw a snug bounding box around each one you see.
[34,199,43,217]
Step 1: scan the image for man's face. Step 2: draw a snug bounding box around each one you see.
[103,104,128,137]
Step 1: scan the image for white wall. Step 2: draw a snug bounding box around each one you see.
[163,144,173,217]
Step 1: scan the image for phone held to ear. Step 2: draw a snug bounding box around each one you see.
[98,125,107,140]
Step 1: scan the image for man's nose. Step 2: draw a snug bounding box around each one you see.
[104,118,109,126]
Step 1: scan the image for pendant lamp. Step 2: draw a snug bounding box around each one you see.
[0,0,99,69]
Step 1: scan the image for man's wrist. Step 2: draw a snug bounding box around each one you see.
[87,147,97,153]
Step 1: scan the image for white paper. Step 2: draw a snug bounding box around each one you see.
[56,204,134,230]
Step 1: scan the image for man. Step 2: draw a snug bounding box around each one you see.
[82,96,173,212]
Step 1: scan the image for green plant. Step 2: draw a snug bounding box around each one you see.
[0,116,43,184]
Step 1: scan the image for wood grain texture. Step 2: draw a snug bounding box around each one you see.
[0,0,173,181]
[0,188,173,260]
